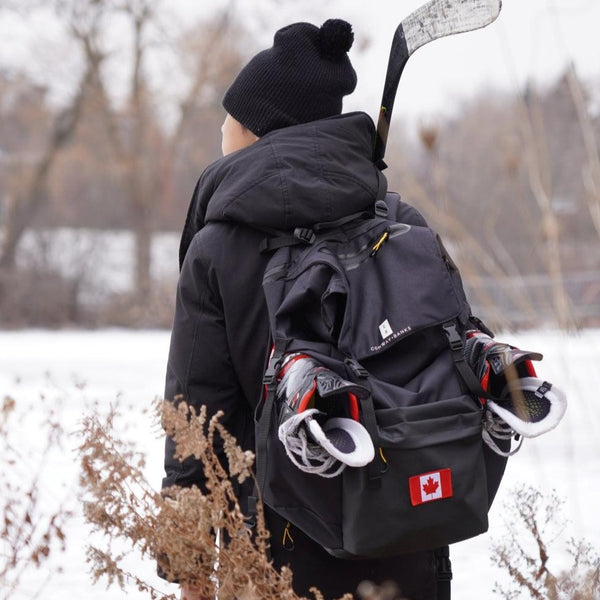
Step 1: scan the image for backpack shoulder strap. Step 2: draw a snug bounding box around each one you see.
[379,192,429,227]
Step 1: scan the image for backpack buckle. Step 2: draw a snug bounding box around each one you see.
[263,356,283,385]
[345,358,369,379]
[443,322,463,352]
[374,199,389,217]
[263,369,276,385]
[293,227,316,244]
[434,546,453,582]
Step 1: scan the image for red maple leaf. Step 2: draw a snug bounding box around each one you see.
[422,476,439,496]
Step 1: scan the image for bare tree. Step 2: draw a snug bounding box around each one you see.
[564,63,600,239]
[58,0,246,305]
[0,68,90,272]
[1,0,246,313]
[518,84,578,330]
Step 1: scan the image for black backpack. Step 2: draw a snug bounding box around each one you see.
[254,193,508,561]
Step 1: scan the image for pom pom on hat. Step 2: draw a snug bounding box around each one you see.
[222,19,357,136]
[318,19,355,59]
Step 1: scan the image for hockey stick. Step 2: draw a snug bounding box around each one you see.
[374,0,502,168]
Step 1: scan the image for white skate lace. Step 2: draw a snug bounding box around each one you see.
[482,409,524,457]
[278,409,346,478]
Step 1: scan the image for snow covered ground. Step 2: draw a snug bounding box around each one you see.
[1,328,599,599]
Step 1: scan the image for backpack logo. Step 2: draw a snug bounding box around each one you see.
[409,469,453,506]
[379,319,393,339]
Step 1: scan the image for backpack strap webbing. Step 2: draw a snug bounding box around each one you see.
[255,339,287,492]
[345,358,384,488]
[259,210,372,253]
[380,191,399,218]
[260,227,317,252]
[443,321,492,401]
[247,340,287,555]
[435,546,452,600]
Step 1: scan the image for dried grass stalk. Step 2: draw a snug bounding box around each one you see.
[78,399,352,599]
[491,485,600,600]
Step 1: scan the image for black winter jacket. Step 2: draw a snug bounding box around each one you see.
[162,112,437,599]
[163,111,392,490]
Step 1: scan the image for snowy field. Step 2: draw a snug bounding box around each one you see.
[1,328,599,599]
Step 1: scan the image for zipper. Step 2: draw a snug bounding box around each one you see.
[338,223,411,270]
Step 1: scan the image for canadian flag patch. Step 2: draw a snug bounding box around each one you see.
[409,469,453,506]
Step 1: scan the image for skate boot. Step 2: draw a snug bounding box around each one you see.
[275,353,375,476]
[465,331,566,439]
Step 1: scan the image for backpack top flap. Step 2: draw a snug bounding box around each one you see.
[263,217,471,361]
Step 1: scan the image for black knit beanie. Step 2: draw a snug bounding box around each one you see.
[222,19,357,136]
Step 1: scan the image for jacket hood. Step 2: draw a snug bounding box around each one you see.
[179,112,387,265]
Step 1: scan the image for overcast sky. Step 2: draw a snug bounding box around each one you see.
[2,0,599,126]
[252,0,600,123]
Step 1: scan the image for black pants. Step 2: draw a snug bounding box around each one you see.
[265,506,438,600]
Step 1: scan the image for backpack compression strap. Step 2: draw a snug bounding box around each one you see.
[255,339,288,492]
[259,211,372,253]
[247,340,287,542]
[443,321,492,401]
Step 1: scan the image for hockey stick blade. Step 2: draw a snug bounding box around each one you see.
[374,0,502,167]
[404,0,501,56]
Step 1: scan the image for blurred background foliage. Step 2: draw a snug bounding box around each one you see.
[0,0,598,330]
